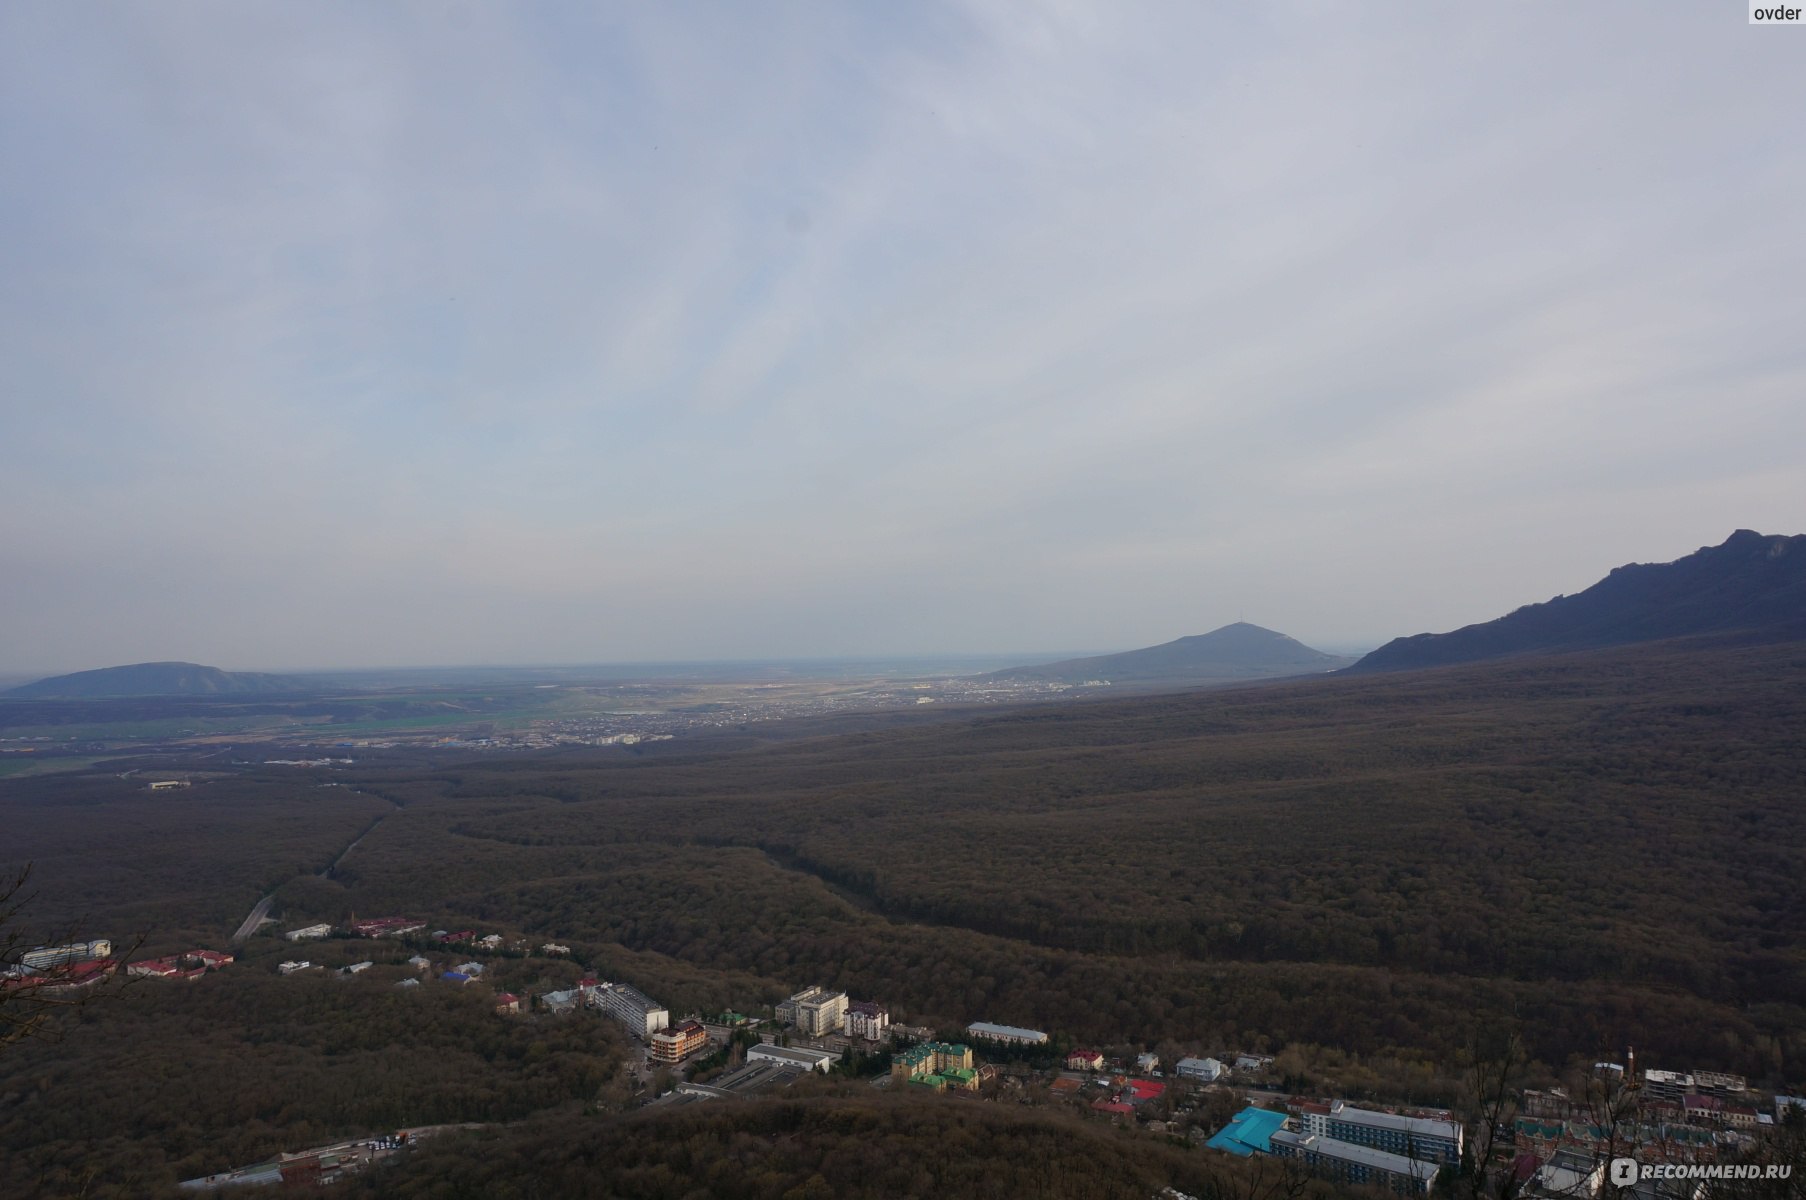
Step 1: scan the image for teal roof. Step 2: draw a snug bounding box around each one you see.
[1208,1106,1288,1157]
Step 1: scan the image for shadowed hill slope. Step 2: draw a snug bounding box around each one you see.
[1352,530,1806,673]
[5,661,313,698]
[982,621,1351,686]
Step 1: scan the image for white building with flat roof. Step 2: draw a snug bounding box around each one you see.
[966,1021,1047,1046]
[602,983,670,1038]
[1177,1057,1225,1083]
[846,1001,890,1041]
[1324,1102,1462,1165]
[777,986,848,1036]
[748,1043,839,1073]
[284,924,331,942]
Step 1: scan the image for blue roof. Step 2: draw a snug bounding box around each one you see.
[1208,1106,1289,1157]
[441,971,470,982]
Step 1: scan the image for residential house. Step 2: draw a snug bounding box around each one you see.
[1177,1057,1225,1083]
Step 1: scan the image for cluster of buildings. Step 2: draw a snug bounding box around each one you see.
[1,940,119,994]
[348,917,426,939]
[773,986,891,1040]
[126,949,233,979]
[1513,1062,1793,1186]
[1208,1099,1462,1195]
[537,978,676,1042]
[892,1042,980,1091]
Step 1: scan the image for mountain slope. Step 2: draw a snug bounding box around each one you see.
[1352,529,1806,673]
[981,621,1352,686]
[5,661,314,699]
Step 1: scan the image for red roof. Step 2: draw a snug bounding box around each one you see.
[495,993,519,1004]
[1128,1080,1166,1101]
[1091,1101,1136,1115]
[129,959,179,975]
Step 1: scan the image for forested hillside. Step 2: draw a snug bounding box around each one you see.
[5,636,1805,1194]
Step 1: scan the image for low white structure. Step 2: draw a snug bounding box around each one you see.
[1177,1057,1225,1083]
[341,961,373,975]
[748,1043,839,1073]
[285,924,332,942]
[966,1021,1047,1046]
[277,961,311,975]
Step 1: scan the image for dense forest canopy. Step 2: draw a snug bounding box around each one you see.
[4,636,1805,1194]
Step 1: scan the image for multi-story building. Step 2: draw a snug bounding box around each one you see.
[776,987,848,1036]
[1136,1052,1160,1075]
[1323,1102,1463,1166]
[601,982,670,1038]
[892,1042,978,1090]
[649,1020,710,1064]
[1691,1071,1748,1099]
[1643,1070,1695,1104]
[1068,1049,1106,1071]
[965,1021,1047,1046]
[22,940,113,970]
[845,1000,890,1041]
[1271,1130,1436,1196]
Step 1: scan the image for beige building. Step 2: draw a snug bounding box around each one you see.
[777,986,848,1036]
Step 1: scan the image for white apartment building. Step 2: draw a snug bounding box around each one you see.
[602,983,670,1038]
[846,1001,890,1041]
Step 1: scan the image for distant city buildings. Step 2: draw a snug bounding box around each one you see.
[350,917,425,938]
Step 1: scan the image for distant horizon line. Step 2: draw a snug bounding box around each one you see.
[0,634,1389,681]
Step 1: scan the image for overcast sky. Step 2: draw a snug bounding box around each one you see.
[2,2,1802,672]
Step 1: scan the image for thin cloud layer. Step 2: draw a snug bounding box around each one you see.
[2,2,1802,670]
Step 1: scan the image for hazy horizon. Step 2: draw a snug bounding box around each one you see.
[4,3,1802,672]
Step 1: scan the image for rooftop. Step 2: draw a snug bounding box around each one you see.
[1329,1101,1461,1141]
[1208,1106,1290,1157]
[966,1021,1047,1042]
[1273,1130,1437,1179]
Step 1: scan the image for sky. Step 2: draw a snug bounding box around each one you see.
[2,2,1803,672]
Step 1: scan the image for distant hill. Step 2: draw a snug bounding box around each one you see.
[1351,529,1806,673]
[5,661,314,699]
[979,622,1353,686]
